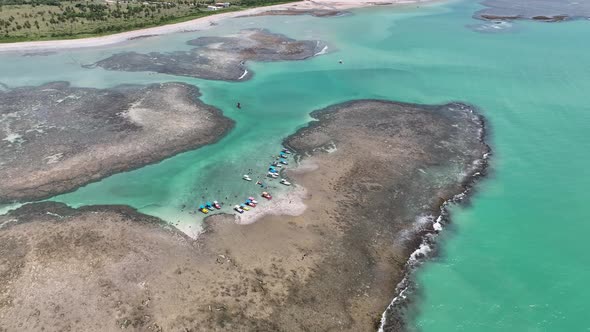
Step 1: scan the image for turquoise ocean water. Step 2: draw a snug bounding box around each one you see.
[1,0,589,329]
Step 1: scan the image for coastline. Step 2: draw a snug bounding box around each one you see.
[0,0,433,53]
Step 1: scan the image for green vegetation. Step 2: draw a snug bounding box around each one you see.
[0,0,295,42]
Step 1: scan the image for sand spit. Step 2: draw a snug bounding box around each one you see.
[88,29,328,81]
[475,0,590,22]
[0,99,487,331]
[0,81,233,203]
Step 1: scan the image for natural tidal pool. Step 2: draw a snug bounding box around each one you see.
[1,0,589,330]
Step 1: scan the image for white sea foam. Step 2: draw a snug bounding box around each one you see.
[0,202,23,216]
[323,142,338,153]
[238,69,248,80]
[314,45,329,56]
[3,133,23,144]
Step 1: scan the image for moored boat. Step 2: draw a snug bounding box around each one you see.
[234,205,244,213]
[213,201,221,209]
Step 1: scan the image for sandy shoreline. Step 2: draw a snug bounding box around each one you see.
[0,0,432,53]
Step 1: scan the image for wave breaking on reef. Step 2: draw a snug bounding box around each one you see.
[378,113,491,332]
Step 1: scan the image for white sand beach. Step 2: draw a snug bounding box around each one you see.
[0,0,431,52]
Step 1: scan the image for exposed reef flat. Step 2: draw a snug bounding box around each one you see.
[0,82,233,203]
[88,29,328,81]
[237,9,349,18]
[0,100,488,331]
[475,0,590,22]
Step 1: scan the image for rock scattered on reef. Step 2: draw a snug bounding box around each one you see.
[475,0,590,22]
[88,29,328,81]
[0,81,233,202]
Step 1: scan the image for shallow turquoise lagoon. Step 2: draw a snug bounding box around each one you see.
[1,0,589,329]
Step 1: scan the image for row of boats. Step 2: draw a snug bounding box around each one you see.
[234,148,292,214]
[199,148,292,215]
[199,201,221,214]
[243,148,292,185]
[233,193,272,213]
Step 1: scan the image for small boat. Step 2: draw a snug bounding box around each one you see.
[234,205,244,214]
[262,192,272,200]
[280,179,291,186]
[243,174,252,181]
[267,172,278,178]
[271,161,282,168]
[279,153,287,159]
[240,204,250,211]
[213,201,221,209]
[206,202,214,210]
[248,196,258,204]
[279,158,288,165]
[245,199,256,207]
[282,148,291,154]
[199,205,209,214]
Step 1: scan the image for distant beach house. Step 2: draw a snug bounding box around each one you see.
[207,5,222,10]
[215,2,231,7]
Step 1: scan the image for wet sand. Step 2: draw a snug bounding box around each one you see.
[237,9,350,18]
[88,29,328,81]
[0,82,233,203]
[0,99,488,331]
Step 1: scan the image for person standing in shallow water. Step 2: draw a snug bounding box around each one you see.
[237,102,241,109]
